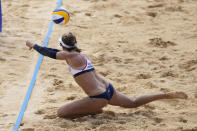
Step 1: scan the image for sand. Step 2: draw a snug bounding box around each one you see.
[0,0,197,130]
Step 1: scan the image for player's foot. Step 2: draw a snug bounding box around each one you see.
[167,91,188,99]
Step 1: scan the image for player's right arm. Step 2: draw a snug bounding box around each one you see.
[56,51,69,60]
[26,40,68,60]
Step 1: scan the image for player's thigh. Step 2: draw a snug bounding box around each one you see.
[109,90,136,108]
[57,97,108,117]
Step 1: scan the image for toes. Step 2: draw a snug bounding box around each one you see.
[167,92,188,99]
[176,92,188,99]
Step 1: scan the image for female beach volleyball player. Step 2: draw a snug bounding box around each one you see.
[26,32,188,118]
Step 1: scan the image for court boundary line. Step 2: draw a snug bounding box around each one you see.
[13,0,62,130]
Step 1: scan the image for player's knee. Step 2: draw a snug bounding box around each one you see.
[126,99,138,108]
[57,108,69,118]
[57,108,63,117]
[133,101,138,108]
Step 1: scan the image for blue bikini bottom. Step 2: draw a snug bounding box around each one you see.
[89,83,114,101]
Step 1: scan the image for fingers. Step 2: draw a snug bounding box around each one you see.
[26,40,30,45]
[26,40,32,46]
[26,40,30,47]
[26,40,35,50]
[29,47,33,50]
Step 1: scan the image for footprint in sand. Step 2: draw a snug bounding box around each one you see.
[0,57,6,62]
[159,56,170,61]
[117,40,128,44]
[160,88,171,93]
[124,58,134,64]
[116,120,127,124]
[98,125,118,131]
[112,56,122,63]
[43,114,57,119]
[147,12,157,17]
[53,79,63,86]
[179,117,187,123]
[52,79,65,90]
[136,73,152,79]
[144,104,156,110]
[3,51,12,55]
[46,87,55,92]
[165,6,183,12]
[148,38,176,48]
[148,4,164,8]
[98,70,110,77]
[124,11,130,14]
[194,91,197,98]
[66,96,77,100]
[161,70,178,78]
[104,111,116,117]
[34,109,46,115]
[0,113,8,117]
[20,55,29,58]
[179,59,197,72]
[21,128,35,131]
[145,82,158,89]
[113,14,122,18]
[47,99,57,103]
[85,12,92,16]
[21,4,29,7]
[153,117,163,123]
[50,67,57,71]
[91,120,104,126]
[43,74,57,79]
[8,73,17,76]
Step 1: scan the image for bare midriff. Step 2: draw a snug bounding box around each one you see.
[74,70,109,96]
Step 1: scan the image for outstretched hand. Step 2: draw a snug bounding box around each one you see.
[26,40,35,50]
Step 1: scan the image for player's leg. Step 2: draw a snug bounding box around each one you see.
[57,97,108,118]
[109,90,187,108]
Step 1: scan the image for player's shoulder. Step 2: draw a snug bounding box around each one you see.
[56,50,71,60]
[61,50,80,58]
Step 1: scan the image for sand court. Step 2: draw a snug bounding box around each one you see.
[0,0,197,130]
